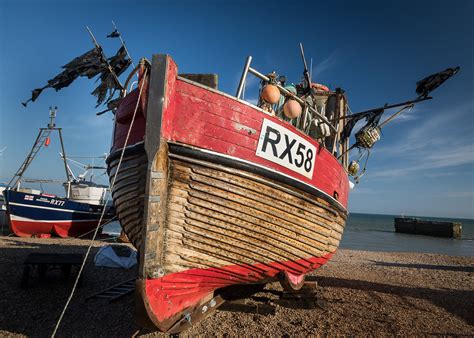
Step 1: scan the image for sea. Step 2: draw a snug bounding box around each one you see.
[103,213,474,257]
[340,213,473,257]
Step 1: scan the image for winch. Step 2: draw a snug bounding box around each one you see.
[355,125,381,149]
[348,160,360,177]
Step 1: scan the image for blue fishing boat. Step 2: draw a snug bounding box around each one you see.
[3,108,114,238]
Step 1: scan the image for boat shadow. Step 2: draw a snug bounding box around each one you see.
[372,261,474,273]
[316,276,474,326]
[218,282,327,313]
[218,273,473,326]
[0,236,139,337]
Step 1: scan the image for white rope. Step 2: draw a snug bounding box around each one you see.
[51,66,149,337]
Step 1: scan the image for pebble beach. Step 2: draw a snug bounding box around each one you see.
[0,236,472,336]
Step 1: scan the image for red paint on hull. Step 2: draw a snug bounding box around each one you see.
[9,218,103,238]
[144,252,334,324]
[167,80,349,207]
[113,66,349,207]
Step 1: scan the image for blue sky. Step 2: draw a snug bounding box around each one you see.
[0,0,473,218]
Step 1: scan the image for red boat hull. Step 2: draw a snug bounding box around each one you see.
[142,252,333,326]
[108,55,349,332]
[9,217,102,238]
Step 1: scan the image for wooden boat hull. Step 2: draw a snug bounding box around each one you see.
[107,55,349,332]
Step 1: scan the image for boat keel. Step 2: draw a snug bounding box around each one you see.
[135,278,226,333]
[278,270,306,292]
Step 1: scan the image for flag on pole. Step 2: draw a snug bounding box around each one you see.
[340,108,385,141]
[91,46,131,107]
[107,29,120,38]
[416,67,460,97]
[22,46,130,107]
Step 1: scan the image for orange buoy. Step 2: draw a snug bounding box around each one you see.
[283,99,302,119]
[44,137,51,147]
[261,84,280,104]
[311,83,330,92]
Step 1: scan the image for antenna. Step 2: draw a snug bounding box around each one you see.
[48,106,58,128]
[111,20,135,70]
[299,43,312,92]
[86,26,123,89]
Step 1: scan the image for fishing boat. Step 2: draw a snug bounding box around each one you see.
[3,108,114,238]
[105,47,458,332]
[106,51,351,332]
[20,32,458,331]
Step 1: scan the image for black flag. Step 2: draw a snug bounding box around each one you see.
[91,46,131,107]
[22,86,48,107]
[107,29,120,38]
[22,46,130,107]
[340,108,384,141]
[22,47,105,107]
[416,67,460,97]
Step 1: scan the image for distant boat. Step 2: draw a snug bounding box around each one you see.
[394,217,462,238]
[3,107,114,238]
[4,188,112,238]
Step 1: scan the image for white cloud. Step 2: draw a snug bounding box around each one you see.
[423,145,474,168]
[370,144,473,178]
[380,106,419,125]
[241,75,260,101]
[424,171,456,178]
[447,191,474,198]
[311,50,337,78]
[233,70,260,99]
[65,113,114,141]
[362,101,474,179]
[243,75,259,90]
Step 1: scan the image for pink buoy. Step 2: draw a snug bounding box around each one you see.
[283,99,302,119]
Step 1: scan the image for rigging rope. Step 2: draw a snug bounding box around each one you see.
[51,66,149,338]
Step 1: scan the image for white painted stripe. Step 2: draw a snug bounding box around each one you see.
[9,202,102,214]
[10,214,99,223]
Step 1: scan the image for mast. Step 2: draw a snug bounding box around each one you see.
[86,26,123,90]
[58,131,72,198]
[47,106,72,188]
[7,107,72,196]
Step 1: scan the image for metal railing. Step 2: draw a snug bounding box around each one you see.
[235,56,337,134]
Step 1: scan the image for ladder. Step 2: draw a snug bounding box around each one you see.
[86,278,136,303]
[7,107,71,189]
[8,128,53,188]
